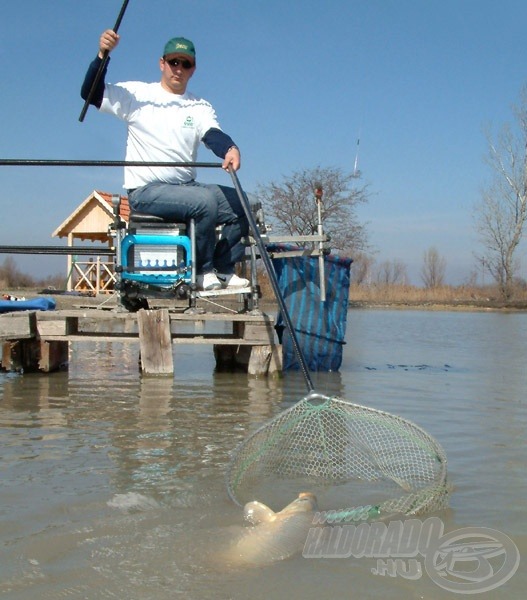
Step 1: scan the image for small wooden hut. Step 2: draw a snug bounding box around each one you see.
[52,190,129,294]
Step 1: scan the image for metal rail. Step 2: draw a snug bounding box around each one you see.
[0,159,221,255]
[0,246,115,256]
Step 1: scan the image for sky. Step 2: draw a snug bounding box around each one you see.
[1,0,526,285]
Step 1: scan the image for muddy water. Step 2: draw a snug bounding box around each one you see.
[1,309,526,599]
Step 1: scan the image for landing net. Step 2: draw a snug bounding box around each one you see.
[226,393,449,520]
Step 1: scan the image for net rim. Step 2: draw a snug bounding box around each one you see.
[225,393,449,514]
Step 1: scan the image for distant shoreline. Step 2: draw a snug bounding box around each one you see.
[349,300,527,312]
[3,288,527,313]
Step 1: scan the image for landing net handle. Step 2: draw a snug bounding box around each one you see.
[229,167,315,393]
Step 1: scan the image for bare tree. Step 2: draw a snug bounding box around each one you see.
[0,257,34,288]
[474,86,527,300]
[375,259,408,285]
[421,246,446,288]
[256,166,370,255]
[350,252,375,285]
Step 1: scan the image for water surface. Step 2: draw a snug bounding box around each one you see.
[1,309,526,599]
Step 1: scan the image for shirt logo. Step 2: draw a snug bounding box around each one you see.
[183,116,194,128]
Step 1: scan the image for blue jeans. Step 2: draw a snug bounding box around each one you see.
[128,181,249,274]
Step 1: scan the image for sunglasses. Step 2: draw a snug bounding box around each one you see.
[164,57,194,70]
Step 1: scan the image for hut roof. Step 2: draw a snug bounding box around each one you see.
[52,190,129,243]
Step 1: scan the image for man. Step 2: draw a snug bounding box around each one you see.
[81,30,249,291]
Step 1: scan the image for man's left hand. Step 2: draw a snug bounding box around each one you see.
[223,146,241,171]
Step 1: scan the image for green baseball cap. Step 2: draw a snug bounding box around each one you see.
[163,37,196,59]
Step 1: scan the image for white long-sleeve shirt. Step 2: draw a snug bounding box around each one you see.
[100,81,222,189]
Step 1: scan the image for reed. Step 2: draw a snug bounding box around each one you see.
[348,283,527,309]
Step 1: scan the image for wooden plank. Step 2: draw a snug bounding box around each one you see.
[137,309,173,375]
[37,334,140,342]
[36,309,133,321]
[36,309,274,323]
[37,319,67,336]
[34,311,275,339]
[37,334,274,344]
[242,322,276,343]
[0,311,37,340]
[173,336,273,345]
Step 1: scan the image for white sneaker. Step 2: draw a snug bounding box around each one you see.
[197,272,221,291]
[215,272,250,288]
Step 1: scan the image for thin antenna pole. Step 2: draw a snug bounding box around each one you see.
[353,135,360,176]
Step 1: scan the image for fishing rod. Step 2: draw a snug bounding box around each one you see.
[0,159,222,168]
[78,0,131,122]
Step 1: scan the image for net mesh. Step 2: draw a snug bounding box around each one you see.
[226,394,449,520]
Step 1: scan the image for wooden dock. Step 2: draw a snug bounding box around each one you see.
[0,307,282,376]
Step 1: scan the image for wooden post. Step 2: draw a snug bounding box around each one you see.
[1,338,68,373]
[67,233,73,292]
[0,312,66,373]
[137,309,173,375]
[214,316,280,375]
[247,345,282,376]
[247,346,272,376]
[213,345,237,369]
[96,256,101,295]
[1,339,39,372]
[266,345,283,376]
[38,340,69,373]
[213,344,282,376]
